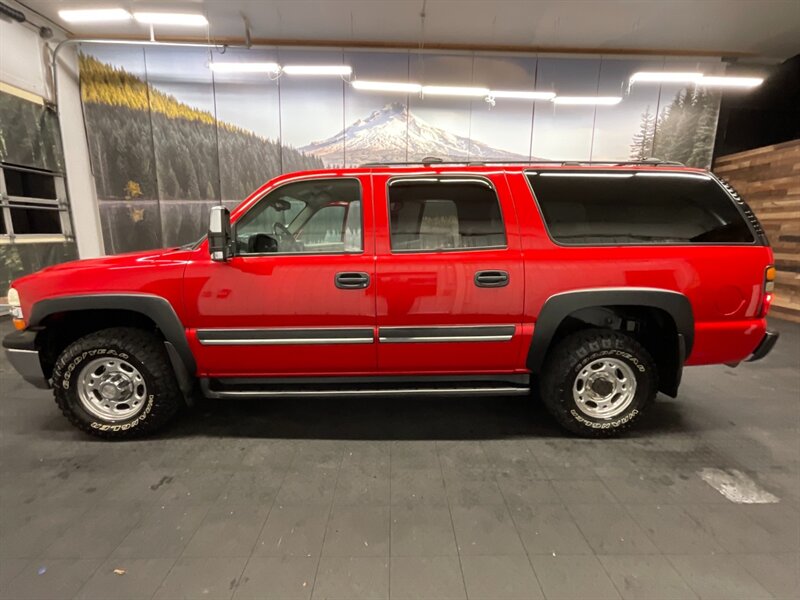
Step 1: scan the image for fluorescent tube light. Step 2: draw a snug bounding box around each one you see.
[59,8,132,22]
[490,90,556,100]
[422,85,490,97]
[697,76,764,88]
[210,62,281,74]
[133,12,208,26]
[552,96,622,105]
[352,80,422,93]
[282,65,352,76]
[630,72,703,84]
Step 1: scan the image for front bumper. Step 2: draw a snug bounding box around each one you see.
[746,329,779,362]
[2,329,49,389]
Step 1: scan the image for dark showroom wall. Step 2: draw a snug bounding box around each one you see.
[79,45,727,254]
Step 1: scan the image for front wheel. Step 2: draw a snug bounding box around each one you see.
[52,327,183,439]
[539,329,657,437]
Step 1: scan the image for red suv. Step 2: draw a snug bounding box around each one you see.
[3,160,778,439]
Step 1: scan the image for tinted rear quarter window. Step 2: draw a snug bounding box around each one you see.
[527,171,754,245]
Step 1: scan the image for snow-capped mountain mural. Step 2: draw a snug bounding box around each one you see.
[300,102,526,166]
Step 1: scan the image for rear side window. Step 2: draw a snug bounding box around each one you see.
[388,178,506,251]
[527,171,755,245]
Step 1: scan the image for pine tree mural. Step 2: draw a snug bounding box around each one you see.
[650,87,720,168]
[79,53,324,202]
[629,106,656,160]
[79,53,324,253]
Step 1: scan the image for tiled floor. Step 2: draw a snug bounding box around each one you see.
[0,318,798,599]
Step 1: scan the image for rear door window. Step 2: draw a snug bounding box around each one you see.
[388,178,506,251]
[527,171,754,245]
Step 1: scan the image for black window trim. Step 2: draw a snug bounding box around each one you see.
[385,174,509,254]
[523,168,760,248]
[233,176,366,257]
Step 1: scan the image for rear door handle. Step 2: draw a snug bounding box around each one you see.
[474,270,509,288]
[335,272,370,289]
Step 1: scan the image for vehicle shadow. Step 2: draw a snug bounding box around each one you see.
[158,393,688,441]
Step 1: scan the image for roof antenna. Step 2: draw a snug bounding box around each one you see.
[421,156,443,165]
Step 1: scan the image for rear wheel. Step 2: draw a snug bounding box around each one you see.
[52,327,182,439]
[540,329,657,437]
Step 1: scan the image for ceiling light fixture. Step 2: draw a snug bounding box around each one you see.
[696,75,764,88]
[352,80,422,93]
[282,65,352,76]
[133,12,208,26]
[489,90,556,100]
[58,8,132,23]
[422,85,490,97]
[552,96,622,105]
[210,62,281,74]
[629,72,703,84]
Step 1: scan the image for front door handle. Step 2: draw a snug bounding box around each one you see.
[335,272,370,289]
[474,270,509,288]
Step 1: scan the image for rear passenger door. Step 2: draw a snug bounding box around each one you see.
[373,173,524,373]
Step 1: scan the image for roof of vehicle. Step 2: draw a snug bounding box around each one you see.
[286,159,709,177]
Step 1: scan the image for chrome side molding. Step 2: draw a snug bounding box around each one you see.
[197,327,374,346]
[378,325,515,344]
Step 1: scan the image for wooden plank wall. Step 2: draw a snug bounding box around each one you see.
[714,139,800,323]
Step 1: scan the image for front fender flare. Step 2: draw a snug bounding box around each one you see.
[28,293,196,380]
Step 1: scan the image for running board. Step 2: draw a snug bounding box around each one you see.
[200,376,530,399]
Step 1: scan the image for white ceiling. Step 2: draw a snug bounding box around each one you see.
[17,0,800,60]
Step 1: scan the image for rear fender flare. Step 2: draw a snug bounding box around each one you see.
[527,287,694,373]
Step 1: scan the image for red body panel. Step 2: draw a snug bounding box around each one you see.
[372,171,525,373]
[9,164,773,379]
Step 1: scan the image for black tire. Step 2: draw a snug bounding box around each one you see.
[539,328,657,438]
[52,327,182,440]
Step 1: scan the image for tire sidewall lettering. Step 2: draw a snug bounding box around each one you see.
[570,407,639,429]
[89,393,154,431]
[60,348,130,390]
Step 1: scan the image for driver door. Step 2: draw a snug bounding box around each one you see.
[183,175,376,377]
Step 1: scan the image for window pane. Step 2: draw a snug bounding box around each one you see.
[10,206,63,234]
[388,180,506,251]
[0,91,64,172]
[3,168,58,199]
[236,178,361,254]
[297,205,346,247]
[343,200,362,251]
[528,172,754,245]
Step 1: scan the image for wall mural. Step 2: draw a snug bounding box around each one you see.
[78,45,723,254]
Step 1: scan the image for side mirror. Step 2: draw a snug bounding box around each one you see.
[208,205,232,262]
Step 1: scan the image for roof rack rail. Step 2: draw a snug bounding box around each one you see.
[360,157,686,168]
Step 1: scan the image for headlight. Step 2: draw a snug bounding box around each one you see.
[7,287,23,320]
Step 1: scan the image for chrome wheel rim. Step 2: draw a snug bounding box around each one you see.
[572,357,637,419]
[77,357,147,422]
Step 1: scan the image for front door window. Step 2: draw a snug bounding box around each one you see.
[235,178,362,254]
